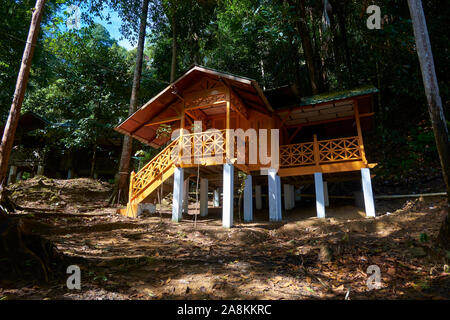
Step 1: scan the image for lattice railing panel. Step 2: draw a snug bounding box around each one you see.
[179,130,225,165]
[318,136,361,163]
[280,142,315,167]
[130,138,179,201]
[280,136,362,168]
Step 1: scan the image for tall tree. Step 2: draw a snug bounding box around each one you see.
[294,0,320,94]
[113,0,150,204]
[0,0,46,195]
[170,2,177,82]
[407,0,450,248]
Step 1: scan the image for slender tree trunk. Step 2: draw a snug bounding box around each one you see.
[90,143,97,178]
[407,0,450,248]
[296,0,319,94]
[113,0,150,204]
[0,0,46,197]
[170,9,177,83]
[330,0,353,84]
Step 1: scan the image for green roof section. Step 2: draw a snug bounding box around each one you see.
[298,85,379,107]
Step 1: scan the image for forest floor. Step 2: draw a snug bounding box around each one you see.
[0,177,449,300]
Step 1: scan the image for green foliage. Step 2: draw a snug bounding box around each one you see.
[419,232,429,243]
[23,24,132,151]
[1,0,448,180]
[0,0,69,120]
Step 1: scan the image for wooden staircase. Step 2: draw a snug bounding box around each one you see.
[122,138,179,217]
[119,130,226,218]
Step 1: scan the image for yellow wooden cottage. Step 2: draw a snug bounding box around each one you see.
[115,65,378,227]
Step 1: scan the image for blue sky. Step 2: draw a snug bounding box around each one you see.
[63,5,137,51]
[93,8,136,51]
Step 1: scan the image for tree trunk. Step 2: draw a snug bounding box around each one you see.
[330,0,353,84]
[0,0,46,197]
[407,0,450,249]
[296,0,319,95]
[113,0,150,204]
[90,143,97,179]
[170,8,177,83]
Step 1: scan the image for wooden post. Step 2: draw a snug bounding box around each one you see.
[128,171,136,217]
[354,100,368,164]
[313,134,320,170]
[225,87,231,162]
[178,103,185,165]
[129,171,135,202]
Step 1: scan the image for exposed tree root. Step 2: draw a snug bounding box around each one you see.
[437,210,450,250]
[0,206,61,282]
[108,184,128,207]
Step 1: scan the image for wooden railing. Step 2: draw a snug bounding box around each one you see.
[280,136,362,168]
[129,130,226,202]
[179,129,226,165]
[129,138,179,202]
[129,133,363,203]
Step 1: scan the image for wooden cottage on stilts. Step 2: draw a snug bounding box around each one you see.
[115,65,378,227]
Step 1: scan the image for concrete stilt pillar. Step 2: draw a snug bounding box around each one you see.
[255,185,262,210]
[222,164,234,228]
[290,185,295,209]
[183,178,189,214]
[37,165,44,176]
[361,168,376,217]
[314,172,325,218]
[67,169,73,179]
[213,188,220,208]
[200,178,208,217]
[7,166,17,185]
[244,175,253,222]
[276,175,282,220]
[172,167,184,222]
[284,184,291,210]
[268,169,282,221]
[323,181,329,207]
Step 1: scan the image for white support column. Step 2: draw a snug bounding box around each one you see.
[314,172,326,218]
[183,178,189,214]
[172,167,184,222]
[290,185,295,209]
[268,169,282,221]
[361,168,376,217]
[222,163,234,228]
[323,181,329,207]
[284,184,291,210]
[255,185,262,210]
[213,188,220,208]
[7,166,17,185]
[244,175,253,222]
[276,175,282,220]
[200,178,208,217]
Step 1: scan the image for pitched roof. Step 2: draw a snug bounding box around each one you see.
[115,64,273,147]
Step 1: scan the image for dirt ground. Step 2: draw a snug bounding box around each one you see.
[1,177,449,300]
